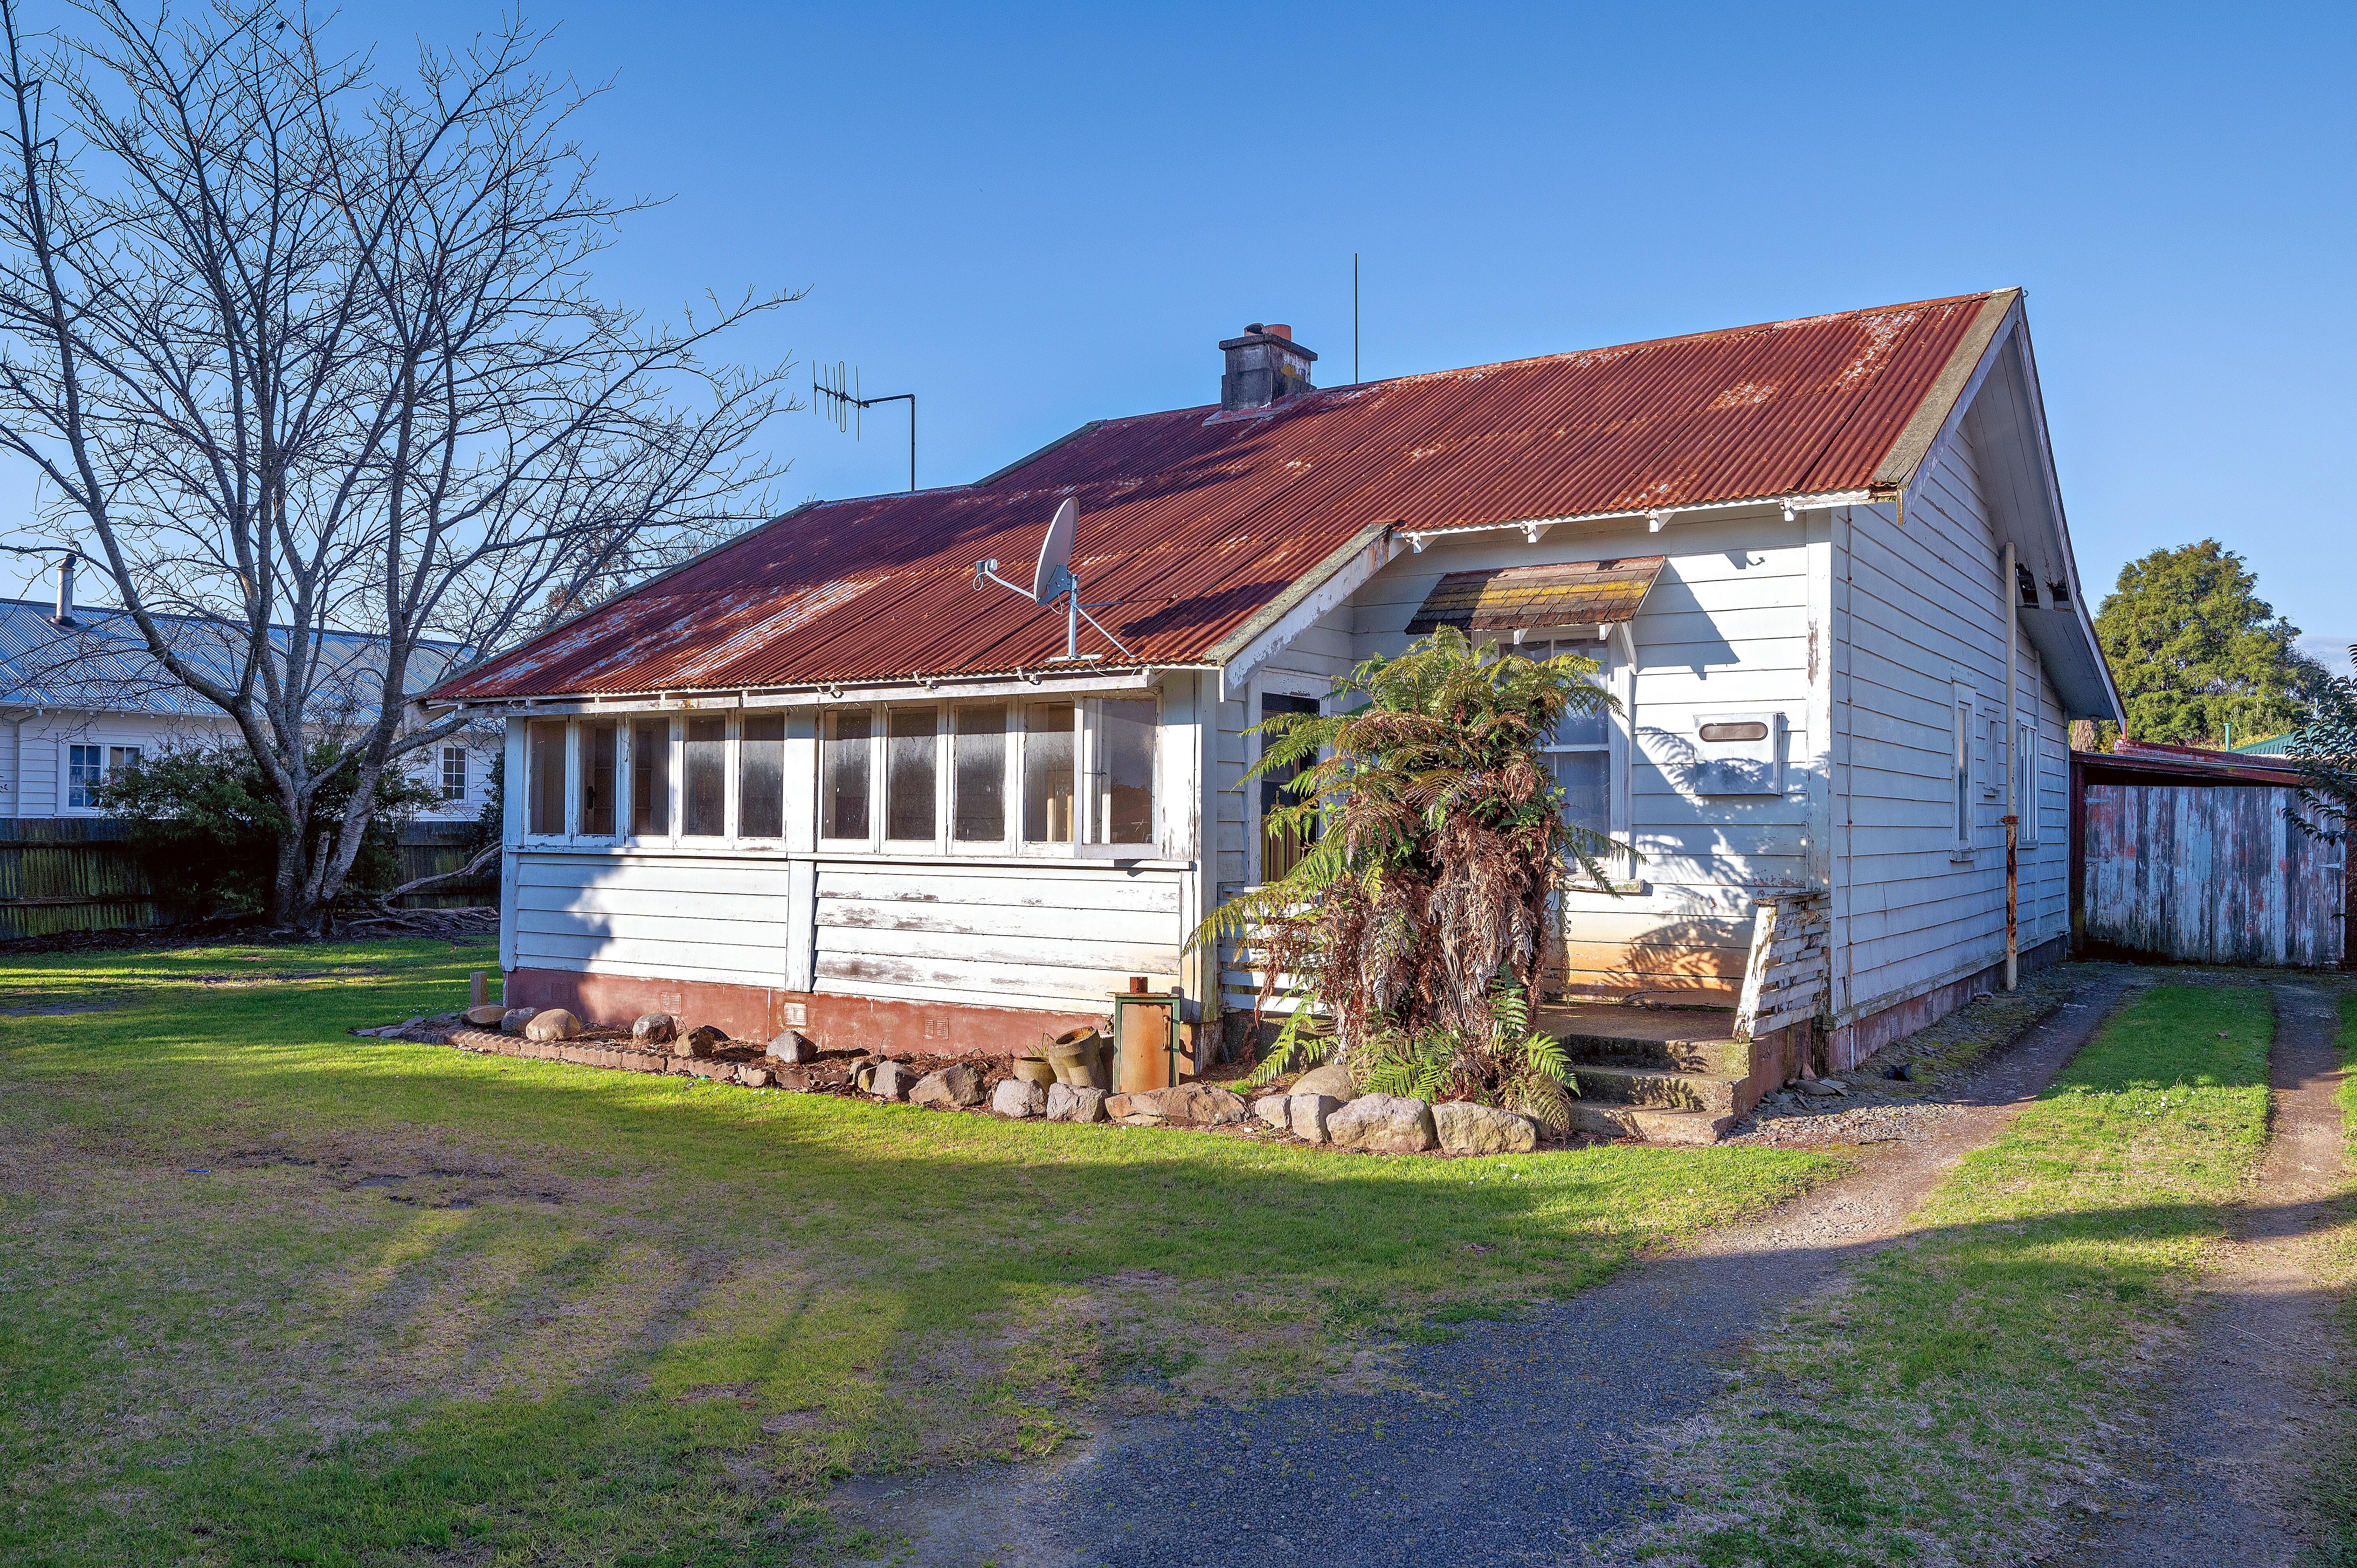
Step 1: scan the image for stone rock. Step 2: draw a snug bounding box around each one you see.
[676,1024,727,1058]
[1252,1094,1291,1132]
[1326,1093,1437,1154]
[869,1059,915,1101]
[1107,1084,1249,1128]
[1796,1077,1846,1097]
[1105,1091,1162,1126]
[1288,1093,1341,1144]
[632,1013,677,1045]
[1045,1083,1107,1123]
[992,1078,1046,1118]
[462,1003,507,1027]
[1883,1061,1913,1082]
[1289,1063,1358,1102]
[499,1006,536,1035]
[523,1008,581,1042]
[737,1064,774,1089]
[852,1059,878,1093]
[765,1030,814,1064]
[1432,1100,1540,1156]
[910,1063,986,1109]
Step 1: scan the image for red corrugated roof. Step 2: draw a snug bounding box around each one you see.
[434,290,2004,701]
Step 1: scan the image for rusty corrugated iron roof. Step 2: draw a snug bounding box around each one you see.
[1405,557,1665,637]
[433,290,2009,702]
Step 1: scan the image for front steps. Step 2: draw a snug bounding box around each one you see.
[1541,1001,1767,1144]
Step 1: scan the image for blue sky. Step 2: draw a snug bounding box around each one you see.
[13,2,2357,663]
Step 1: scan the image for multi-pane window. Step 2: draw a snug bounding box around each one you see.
[527,720,566,835]
[683,717,726,836]
[67,744,103,808]
[440,746,468,802]
[1517,637,1617,869]
[631,719,671,836]
[952,705,1007,842]
[740,713,785,838]
[886,709,937,840]
[1023,702,1076,843]
[821,710,872,840]
[579,722,617,835]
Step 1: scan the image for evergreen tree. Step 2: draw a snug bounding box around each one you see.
[2092,540,2328,746]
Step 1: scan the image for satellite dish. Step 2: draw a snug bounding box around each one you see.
[1031,497,1076,603]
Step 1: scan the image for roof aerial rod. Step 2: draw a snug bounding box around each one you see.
[970,497,1134,662]
[813,361,917,491]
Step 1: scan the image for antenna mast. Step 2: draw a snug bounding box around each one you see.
[813,361,917,491]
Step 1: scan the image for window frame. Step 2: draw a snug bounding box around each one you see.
[440,744,468,803]
[66,742,104,810]
[2015,719,2040,848]
[624,714,677,845]
[882,703,945,847]
[1950,682,1975,858]
[818,705,880,850]
[1082,694,1161,856]
[1515,625,1633,888]
[523,717,571,841]
[737,709,790,842]
[947,700,1016,856]
[1249,671,1327,887]
[576,720,622,842]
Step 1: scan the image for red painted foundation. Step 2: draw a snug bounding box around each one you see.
[504,967,1111,1060]
[1828,934,2067,1071]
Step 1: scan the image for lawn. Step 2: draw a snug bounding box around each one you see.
[1624,981,2279,1568]
[0,938,1841,1567]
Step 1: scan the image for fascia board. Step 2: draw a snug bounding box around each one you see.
[1212,521,1402,697]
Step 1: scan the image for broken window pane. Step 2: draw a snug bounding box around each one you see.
[823,710,872,839]
[527,720,565,835]
[631,719,671,836]
[581,721,617,835]
[953,705,1006,842]
[683,717,725,835]
[886,709,937,840]
[1023,702,1074,843]
[1096,699,1155,844]
[740,713,785,838]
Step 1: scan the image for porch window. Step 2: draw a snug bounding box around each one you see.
[1093,699,1156,846]
[886,708,938,841]
[526,720,565,835]
[952,704,1007,842]
[683,717,726,836]
[440,745,468,802]
[631,719,671,836]
[1023,702,1076,842]
[740,713,785,838]
[580,721,617,835]
[822,710,872,840]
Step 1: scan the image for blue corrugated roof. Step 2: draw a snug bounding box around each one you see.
[0,598,472,716]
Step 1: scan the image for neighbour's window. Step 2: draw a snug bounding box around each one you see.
[822,710,872,839]
[1095,698,1156,845]
[440,745,468,802]
[683,717,726,836]
[740,713,785,838]
[2016,722,2039,847]
[886,708,938,841]
[1023,702,1076,842]
[953,705,1006,842]
[580,722,617,835]
[631,719,671,836]
[527,720,565,835]
[109,745,141,778]
[1951,688,1974,853]
[67,743,102,809]
[1258,693,1320,881]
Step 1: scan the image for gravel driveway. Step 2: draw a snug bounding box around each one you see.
[834,973,2140,1568]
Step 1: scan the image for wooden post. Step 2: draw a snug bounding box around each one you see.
[2004,818,2019,990]
[469,970,486,1008]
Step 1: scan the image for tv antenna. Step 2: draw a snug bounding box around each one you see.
[970,497,1134,663]
[813,361,917,491]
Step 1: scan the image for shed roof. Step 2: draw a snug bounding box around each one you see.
[433,290,2015,703]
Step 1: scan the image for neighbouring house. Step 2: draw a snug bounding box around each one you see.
[426,288,2123,1133]
[0,557,492,821]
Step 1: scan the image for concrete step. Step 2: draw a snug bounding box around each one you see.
[1570,1101,1738,1145]
[1569,1061,1742,1116]
[1550,1028,1751,1076]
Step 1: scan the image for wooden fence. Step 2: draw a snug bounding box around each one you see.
[2080,782,2346,967]
[0,818,494,939]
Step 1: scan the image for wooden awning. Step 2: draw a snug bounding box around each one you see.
[1404,556,1666,636]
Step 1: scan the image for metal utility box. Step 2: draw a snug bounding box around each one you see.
[1691,711,1787,795]
[1109,982,1182,1092]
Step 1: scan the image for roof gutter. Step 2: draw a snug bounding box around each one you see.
[421,662,1215,717]
[1399,489,1872,550]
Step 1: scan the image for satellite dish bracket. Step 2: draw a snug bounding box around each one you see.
[970,499,1134,661]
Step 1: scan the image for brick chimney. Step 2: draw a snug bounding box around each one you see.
[1219,322,1316,411]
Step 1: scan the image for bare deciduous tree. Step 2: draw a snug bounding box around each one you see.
[0,0,795,931]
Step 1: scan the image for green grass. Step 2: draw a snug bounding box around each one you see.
[0,938,1842,1567]
[2313,991,2357,1568]
[1629,981,2278,1568]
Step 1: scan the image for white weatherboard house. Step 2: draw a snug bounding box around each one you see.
[429,290,2121,1136]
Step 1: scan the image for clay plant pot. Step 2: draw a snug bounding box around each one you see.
[1046,1027,1108,1089]
[1012,1056,1058,1086]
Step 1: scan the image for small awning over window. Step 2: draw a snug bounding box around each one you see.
[1404,556,1666,636]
